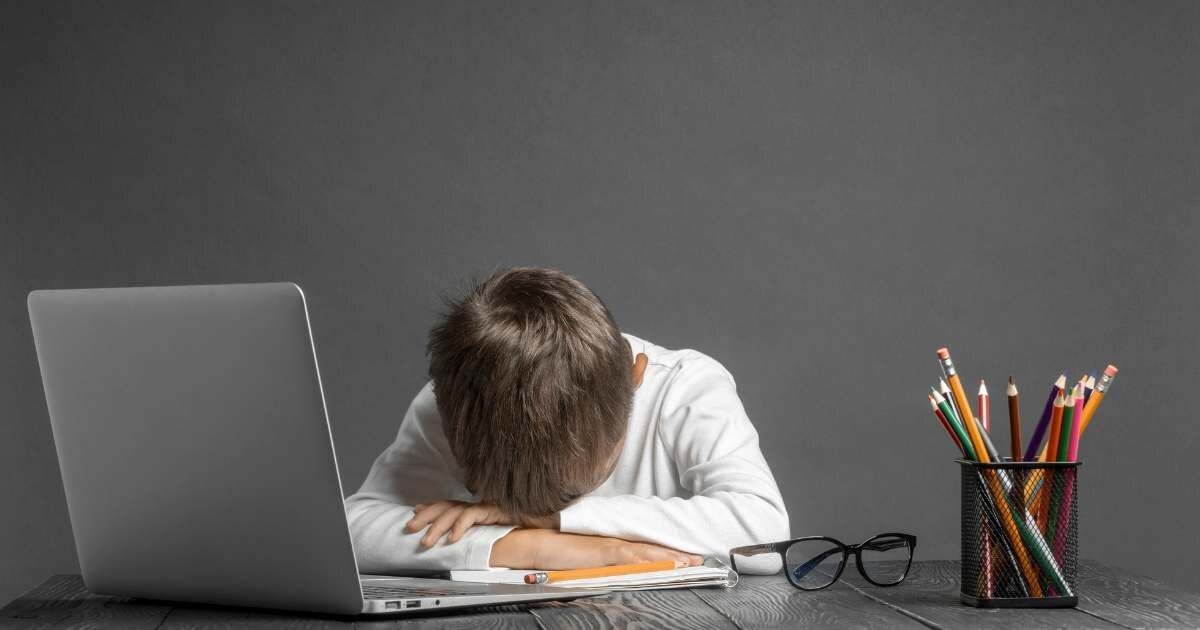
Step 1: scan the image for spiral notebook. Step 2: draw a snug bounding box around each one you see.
[448,557,738,591]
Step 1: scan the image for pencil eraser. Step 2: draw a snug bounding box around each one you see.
[936,347,950,359]
[1104,364,1118,376]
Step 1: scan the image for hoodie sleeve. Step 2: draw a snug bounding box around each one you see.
[344,382,515,573]
[558,354,790,574]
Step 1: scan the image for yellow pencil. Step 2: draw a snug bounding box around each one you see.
[938,348,988,463]
[524,560,682,584]
[1078,364,1118,435]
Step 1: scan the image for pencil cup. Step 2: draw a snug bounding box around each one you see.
[958,459,1080,608]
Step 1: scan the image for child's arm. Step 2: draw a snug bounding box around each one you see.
[344,382,517,573]
[489,529,702,570]
[557,355,791,574]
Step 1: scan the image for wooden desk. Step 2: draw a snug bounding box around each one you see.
[4,561,1199,629]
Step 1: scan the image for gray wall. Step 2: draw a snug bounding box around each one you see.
[3,0,1198,605]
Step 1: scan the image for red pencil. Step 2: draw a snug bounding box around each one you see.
[978,380,990,432]
[929,395,965,456]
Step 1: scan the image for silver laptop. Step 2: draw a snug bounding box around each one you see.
[27,282,606,615]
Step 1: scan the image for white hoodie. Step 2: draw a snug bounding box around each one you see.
[344,333,790,574]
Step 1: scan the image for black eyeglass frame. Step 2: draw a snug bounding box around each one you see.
[729,532,917,590]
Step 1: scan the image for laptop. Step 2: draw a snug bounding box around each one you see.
[27,282,607,615]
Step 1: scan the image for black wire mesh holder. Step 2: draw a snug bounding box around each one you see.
[958,459,1080,608]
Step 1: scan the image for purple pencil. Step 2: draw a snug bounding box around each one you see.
[1022,373,1066,462]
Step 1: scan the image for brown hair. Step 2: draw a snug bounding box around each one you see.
[428,267,632,518]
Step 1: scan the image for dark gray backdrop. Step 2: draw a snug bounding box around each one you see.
[3,0,1198,605]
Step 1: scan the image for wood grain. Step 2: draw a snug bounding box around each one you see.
[858,560,1125,629]
[157,605,353,629]
[1074,560,1200,629]
[0,575,170,630]
[353,601,540,630]
[6,562,1200,629]
[693,575,925,629]
[530,588,736,630]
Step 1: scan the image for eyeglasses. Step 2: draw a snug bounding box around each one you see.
[729,533,917,590]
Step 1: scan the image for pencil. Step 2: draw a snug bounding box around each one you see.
[1078,364,1118,436]
[938,349,988,462]
[929,394,965,456]
[1007,377,1022,462]
[1067,385,1084,462]
[1083,374,1096,407]
[932,389,977,461]
[978,380,990,433]
[1040,389,1067,463]
[1056,386,1076,462]
[1046,385,1079,558]
[940,378,962,433]
[1036,391,1065,532]
[1023,374,1066,462]
[524,560,682,584]
[1054,386,1086,564]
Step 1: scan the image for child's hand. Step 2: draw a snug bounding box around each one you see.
[406,500,513,547]
[407,500,563,548]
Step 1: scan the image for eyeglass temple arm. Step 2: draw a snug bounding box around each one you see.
[729,543,777,557]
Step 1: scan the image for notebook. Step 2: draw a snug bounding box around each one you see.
[449,557,738,591]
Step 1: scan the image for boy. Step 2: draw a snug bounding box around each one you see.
[345,267,788,573]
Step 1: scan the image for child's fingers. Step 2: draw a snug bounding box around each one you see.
[406,501,455,533]
[421,504,466,547]
[448,506,483,543]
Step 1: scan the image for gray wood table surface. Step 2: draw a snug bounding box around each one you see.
[4,561,1200,629]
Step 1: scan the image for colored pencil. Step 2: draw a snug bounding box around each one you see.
[1067,386,1084,462]
[1056,387,1076,462]
[1007,377,1022,462]
[1083,374,1096,407]
[1036,391,1065,533]
[1023,374,1066,462]
[940,378,962,434]
[979,380,990,433]
[1053,385,1087,567]
[929,395,965,456]
[1046,387,1077,545]
[1041,389,1066,464]
[932,389,977,461]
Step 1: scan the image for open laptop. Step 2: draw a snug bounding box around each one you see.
[27,282,607,615]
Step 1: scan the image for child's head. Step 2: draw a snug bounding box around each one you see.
[428,267,633,519]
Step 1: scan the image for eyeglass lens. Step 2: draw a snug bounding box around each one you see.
[784,539,844,589]
[858,535,912,585]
